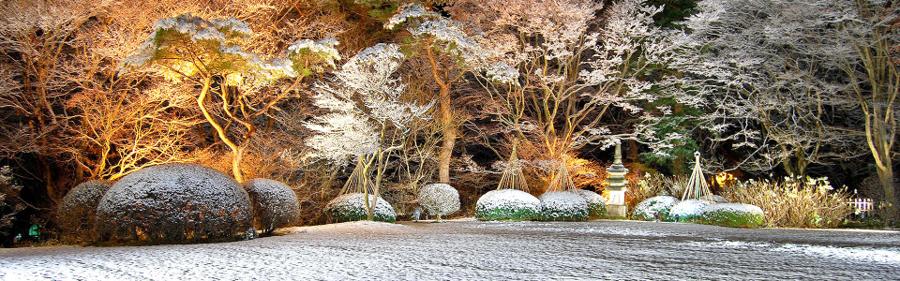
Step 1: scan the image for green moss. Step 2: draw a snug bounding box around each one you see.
[328,209,396,223]
[699,210,764,228]
[587,202,607,220]
[476,207,539,221]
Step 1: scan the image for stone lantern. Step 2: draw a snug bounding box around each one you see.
[606,142,629,218]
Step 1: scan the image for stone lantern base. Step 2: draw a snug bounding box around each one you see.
[607,204,627,219]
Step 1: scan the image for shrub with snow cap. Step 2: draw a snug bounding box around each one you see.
[699,203,765,228]
[58,180,111,242]
[573,189,607,219]
[632,196,679,221]
[539,191,590,221]
[418,183,460,220]
[325,193,397,223]
[96,164,252,244]
[475,189,540,221]
[666,199,711,222]
[244,178,299,234]
[701,194,729,203]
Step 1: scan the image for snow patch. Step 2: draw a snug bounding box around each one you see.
[668,199,710,221]
[539,191,589,221]
[476,189,540,211]
[773,244,900,264]
[703,203,764,215]
[277,221,409,235]
[325,193,397,223]
[633,196,679,220]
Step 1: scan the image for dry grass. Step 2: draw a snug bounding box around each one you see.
[723,177,852,228]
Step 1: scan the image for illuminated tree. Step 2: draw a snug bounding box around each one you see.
[305,43,432,220]
[123,14,340,182]
[462,0,677,185]
[385,3,497,184]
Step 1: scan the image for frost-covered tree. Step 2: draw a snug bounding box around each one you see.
[385,3,498,184]
[124,14,340,182]
[305,43,432,220]
[840,1,899,223]
[667,0,868,174]
[462,0,677,178]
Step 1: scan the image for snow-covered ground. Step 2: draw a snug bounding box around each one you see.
[1,220,899,280]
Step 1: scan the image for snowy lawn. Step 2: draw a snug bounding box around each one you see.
[1,220,899,280]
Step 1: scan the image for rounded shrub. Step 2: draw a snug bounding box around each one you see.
[573,189,607,219]
[699,203,765,228]
[58,180,111,242]
[95,164,253,244]
[417,183,460,220]
[701,194,729,203]
[475,189,540,221]
[666,199,711,222]
[633,196,679,221]
[244,178,299,234]
[539,191,589,221]
[325,193,397,223]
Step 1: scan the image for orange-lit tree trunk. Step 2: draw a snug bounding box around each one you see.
[196,77,245,182]
[426,47,455,183]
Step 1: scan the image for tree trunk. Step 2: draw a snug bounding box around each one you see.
[877,165,896,225]
[426,46,455,184]
[437,91,455,183]
[196,77,244,182]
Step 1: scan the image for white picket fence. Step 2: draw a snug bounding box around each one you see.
[848,198,874,217]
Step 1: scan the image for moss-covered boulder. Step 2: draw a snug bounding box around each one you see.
[632,196,679,221]
[573,189,607,219]
[244,179,300,234]
[666,199,711,223]
[325,193,396,223]
[59,180,111,243]
[539,191,589,221]
[699,203,765,228]
[475,189,540,221]
[96,164,253,245]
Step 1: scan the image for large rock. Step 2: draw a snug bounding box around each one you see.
[58,180,110,242]
[539,191,589,221]
[632,196,679,221]
[244,178,300,234]
[418,183,460,220]
[573,189,607,219]
[96,164,253,244]
[699,203,765,228]
[325,193,397,223]
[475,189,540,221]
[666,199,711,222]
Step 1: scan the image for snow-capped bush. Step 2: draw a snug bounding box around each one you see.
[244,178,299,234]
[573,189,607,219]
[325,193,397,223]
[476,189,540,221]
[701,194,729,203]
[58,180,110,242]
[96,164,252,244]
[540,191,589,221]
[417,183,460,220]
[632,196,679,221]
[667,199,711,223]
[699,203,765,228]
